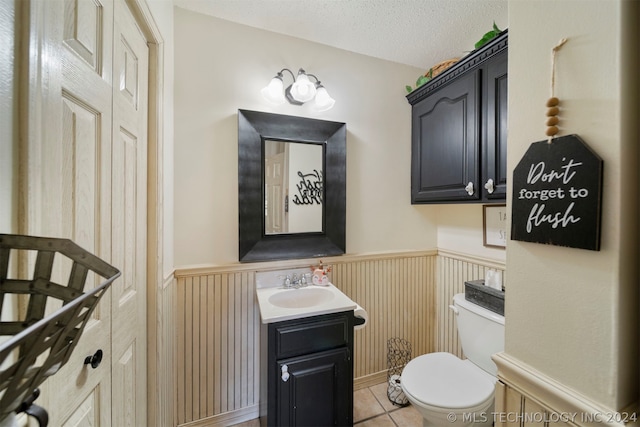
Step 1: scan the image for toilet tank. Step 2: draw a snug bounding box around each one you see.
[452,293,505,376]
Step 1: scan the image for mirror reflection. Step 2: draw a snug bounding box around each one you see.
[264,140,324,235]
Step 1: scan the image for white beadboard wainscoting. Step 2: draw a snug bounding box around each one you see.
[493,353,637,427]
[173,250,505,427]
[436,250,506,359]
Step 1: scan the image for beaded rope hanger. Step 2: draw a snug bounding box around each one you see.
[546,38,568,143]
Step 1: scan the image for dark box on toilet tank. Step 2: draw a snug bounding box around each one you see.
[464,280,505,316]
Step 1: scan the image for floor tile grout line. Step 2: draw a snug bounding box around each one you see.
[368,383,407,415]
[354,384,406,426]
[353,387,384,424]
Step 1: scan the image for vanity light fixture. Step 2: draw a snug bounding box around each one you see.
[261,68,335,112]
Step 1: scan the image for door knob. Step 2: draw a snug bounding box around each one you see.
[465,182,474,196]
[84,349,103,369]
[484,178,495,194]
[281,364,290,382]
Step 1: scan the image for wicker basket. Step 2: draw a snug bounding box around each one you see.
[0,234,120,422]
[426,58,459,78]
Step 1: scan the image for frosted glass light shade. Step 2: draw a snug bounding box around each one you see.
[261,76,285,105]
[289,72,316,103]
[313,86,335,112]
[261,68,336,110]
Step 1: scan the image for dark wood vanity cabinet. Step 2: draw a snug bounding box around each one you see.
[407,31,508,203]
[260,311,355,426]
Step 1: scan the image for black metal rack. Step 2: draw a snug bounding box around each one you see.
[387,337,412,406]
[0,234,120,426]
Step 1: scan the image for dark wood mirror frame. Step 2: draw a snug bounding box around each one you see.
[238,109,346,262]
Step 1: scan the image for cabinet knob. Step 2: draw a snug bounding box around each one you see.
[464,182,474,196]
[84,349,103,369]
[484,178,495,194]
[281,364,290,382]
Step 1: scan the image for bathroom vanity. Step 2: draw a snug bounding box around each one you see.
[260,311,355,426]
[255,273,361,427]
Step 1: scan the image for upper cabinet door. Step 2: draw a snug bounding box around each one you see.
[411,70,480,203]
[483,50,509,201]
[408,31,508,204]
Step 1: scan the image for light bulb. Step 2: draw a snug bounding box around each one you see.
[261,75,285,105]
[290,71,316,103]
[313,86,335,112]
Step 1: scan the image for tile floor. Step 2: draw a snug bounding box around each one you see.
[230,381,423,427]
[352,382,422,427]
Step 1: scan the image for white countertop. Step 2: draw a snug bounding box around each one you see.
[256,283,358,324]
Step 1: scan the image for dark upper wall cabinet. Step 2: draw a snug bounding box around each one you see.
[407,31,508,204]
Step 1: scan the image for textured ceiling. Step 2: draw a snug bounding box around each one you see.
[173,0,508,70]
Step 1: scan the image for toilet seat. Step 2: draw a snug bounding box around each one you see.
[401,352,495,410]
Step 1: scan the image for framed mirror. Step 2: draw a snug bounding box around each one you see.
[264,139,324,235]
[238,110,346,262]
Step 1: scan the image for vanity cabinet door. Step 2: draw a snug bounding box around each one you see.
[411,70,480,203]
[276,348,352,427]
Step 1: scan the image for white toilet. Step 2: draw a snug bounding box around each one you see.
[401,293,505,427]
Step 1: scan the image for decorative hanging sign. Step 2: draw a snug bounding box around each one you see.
[511,134,603,250]
[511,39,603,251]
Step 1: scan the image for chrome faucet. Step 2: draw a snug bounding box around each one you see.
[283,273,309,288]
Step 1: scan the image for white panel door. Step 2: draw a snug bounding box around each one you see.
[110,1,148,425]
[24,0,149,425]
[265,152,287,234]
[33,0,114,425]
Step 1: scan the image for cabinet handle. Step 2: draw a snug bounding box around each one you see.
[484,178,495,194]
[465,182,474,196]
[281,364,290,382]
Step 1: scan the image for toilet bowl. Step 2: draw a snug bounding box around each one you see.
[401,293,505,427]
[401,352,495,426]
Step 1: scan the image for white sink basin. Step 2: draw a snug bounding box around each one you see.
[268,287,335,309]
[255,281,357,324]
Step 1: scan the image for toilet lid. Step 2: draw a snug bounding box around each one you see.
[401,352,494,409]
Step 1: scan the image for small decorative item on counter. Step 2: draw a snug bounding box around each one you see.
[310,260,331,286]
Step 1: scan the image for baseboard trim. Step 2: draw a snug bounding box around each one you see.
[178,405,259,427]
[175,374,390,426]
[354,370,388,390]
[493,352,637,427]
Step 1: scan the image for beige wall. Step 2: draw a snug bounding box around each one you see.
[437,204,507,262]
[147,0,176,278]
[174,7,444,266]
[506,0,638,411]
